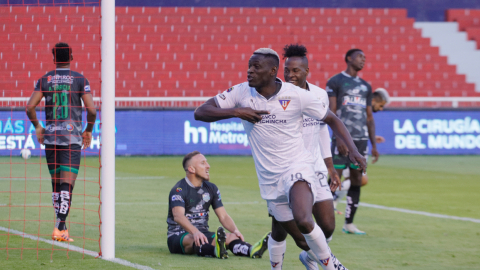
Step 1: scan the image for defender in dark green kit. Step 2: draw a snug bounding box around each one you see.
[26,42,97,242]
[167,151,270,259]
[326,49,379,235]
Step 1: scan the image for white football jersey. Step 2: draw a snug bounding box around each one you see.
[214,79,328,200]
[302,82,331,173]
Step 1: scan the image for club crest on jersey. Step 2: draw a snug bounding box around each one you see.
[202,193,210,202]
[278,99,291,111]
[66,123,74,132]
[320,258,330,266]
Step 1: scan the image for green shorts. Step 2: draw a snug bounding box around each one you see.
[167,231,215,254]
[331,139,368,170]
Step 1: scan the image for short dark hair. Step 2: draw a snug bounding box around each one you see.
[52,42,71,64]
[182,151,201,171]
[345,48,363,63]
[253,48,280,68]
[282,44,307,59]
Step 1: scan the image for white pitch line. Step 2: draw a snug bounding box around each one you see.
[0,176,166,181]
[357,201,480,223]
[0,201,261,206]
[0,226,155,270]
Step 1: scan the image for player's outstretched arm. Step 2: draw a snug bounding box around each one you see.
[81,93,97,149]
[26,91,45,145]
[194,98,268,123]
[323,111,367,171]
[214,207,244,241]
[172,206,209,246]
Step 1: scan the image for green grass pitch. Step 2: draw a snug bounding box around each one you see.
[1,155,479,269]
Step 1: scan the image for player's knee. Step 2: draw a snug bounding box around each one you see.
[225,233,239,244]
[271,228,288,242]
[321,222,335,239]
[295,216,314,234]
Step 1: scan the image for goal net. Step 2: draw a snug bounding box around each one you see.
[0,2,102,259]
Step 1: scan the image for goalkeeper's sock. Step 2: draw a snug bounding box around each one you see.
[56,183,73,231]
[51,182,61,217]
[268,237,286,269]
[193,243,216,257]
[228,239,251,257]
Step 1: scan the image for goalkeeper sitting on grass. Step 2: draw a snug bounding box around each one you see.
[167,151,270,259]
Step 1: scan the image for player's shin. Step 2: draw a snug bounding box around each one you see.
[302,224,335,270]
[193,243,216,257]
[228,239,252,257]
[51,181,61,217]
[345,185,360,224]
[56,183,73,231]
[268,237,286,269]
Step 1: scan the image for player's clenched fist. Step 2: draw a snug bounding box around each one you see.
[234,107,269,124]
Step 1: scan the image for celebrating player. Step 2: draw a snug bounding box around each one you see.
[266,44,342,270]
[167,151,270,259]
[26,42,97,242]
[333,88,390,214]
[195,48,366,270]
[326,48,378,235]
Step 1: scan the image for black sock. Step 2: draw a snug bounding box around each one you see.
[51,182,61,217]
[345,185,361,224]
[56,183,73,231]
[193,243,216,257]
[228,239,252,257]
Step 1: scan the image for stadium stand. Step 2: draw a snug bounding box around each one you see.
[1,6,480,108]
[446,9,480,49]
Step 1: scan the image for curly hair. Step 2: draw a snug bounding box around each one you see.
[282,44,307,59]
[52,42,71,64]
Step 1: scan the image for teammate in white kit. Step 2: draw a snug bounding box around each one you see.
[194,48,366,270]
[266,44,344,270]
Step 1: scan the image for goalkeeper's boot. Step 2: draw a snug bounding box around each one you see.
[250,231,270,258]
[52,228,74,242]
[214,227,228,259]
[342,223,366,235]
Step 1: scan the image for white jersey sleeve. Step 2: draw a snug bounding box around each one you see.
[317,90,332,159]
[299,89,328,121]
[214,83,246,109]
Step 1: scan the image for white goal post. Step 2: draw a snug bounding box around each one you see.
[101,0,115,260]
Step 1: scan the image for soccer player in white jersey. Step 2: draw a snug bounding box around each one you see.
[266,44,344,270]
[194,48,366,270]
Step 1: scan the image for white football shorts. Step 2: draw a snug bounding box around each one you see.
[268,162,332,222]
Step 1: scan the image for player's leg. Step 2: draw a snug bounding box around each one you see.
[167,232,194,255]
[289,181,336,270]
[54,144,80,241]
[224,231,270,258]
[313,171,336,241]
[333,170,351,215]
[312,200,335,241]
[46,145,61,217]
[343,141,368,235]
[269,216,288,269]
